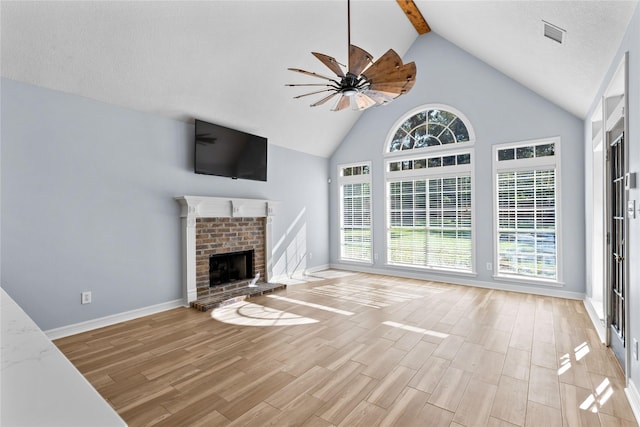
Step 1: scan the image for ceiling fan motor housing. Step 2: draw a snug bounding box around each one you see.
[341,73,369,96]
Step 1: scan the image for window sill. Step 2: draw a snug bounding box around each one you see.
[493,274,564,288]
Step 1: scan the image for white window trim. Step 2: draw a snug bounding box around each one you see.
[338,161,373,264]
[383,104,477,275]
[385,147,474,180]
[492,136,563,286]
[384,162,476,275]
[383,103,476,157]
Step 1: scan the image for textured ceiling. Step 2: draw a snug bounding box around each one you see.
[415,0,637,121]
[1,1,637,158]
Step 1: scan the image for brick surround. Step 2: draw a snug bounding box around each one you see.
[177,196,277,305]
[195,217,265,295]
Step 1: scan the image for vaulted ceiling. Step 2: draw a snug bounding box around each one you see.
[2,1,637,158]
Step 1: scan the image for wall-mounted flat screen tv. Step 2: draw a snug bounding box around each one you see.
[194,119,267,182]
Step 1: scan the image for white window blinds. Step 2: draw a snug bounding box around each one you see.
[339,164,372,262]
[494,139,559,281]
[387,173,472,271]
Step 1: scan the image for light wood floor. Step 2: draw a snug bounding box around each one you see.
[55,271,638,427]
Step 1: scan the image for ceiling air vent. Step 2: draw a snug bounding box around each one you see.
[543,20,565,44]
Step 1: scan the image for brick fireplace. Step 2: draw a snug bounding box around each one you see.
[195,217,265,297]
[176,196,277,305]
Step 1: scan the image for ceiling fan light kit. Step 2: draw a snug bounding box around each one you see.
[287,0,417,111]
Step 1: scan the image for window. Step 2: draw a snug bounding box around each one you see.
[389,108,472,152]
[385,105,475,273]
[339,163,372,263]
[493,138,560,282]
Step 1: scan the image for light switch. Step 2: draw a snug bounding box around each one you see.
[628,200,636,219]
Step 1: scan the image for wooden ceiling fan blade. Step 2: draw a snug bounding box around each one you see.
[312,52,346,78]
[361,49,403,81]
[288,68,340,84]
[368,63,416,95]
[349,44,373,76]
[366,89,399,98]
[354,93,377,110]
[311,92,339,107]
[362,90,395,104]
[294,89,336,99]
[332,95,351,111]
[369,83,409,94]
[368,65,416,86]
[401,76,416,93]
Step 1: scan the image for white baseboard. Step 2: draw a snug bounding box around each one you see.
[625,379,640,425]
[583,298,606,344]
[329,263,585,300]
[45,299,183,340]
[303,264,330,275]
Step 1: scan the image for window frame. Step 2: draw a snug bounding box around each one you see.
[384,103,476,158]
[338,161,373,264]
[492,137,563,286]
[383,105,476,275]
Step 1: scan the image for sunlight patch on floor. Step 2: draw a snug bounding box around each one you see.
[211,301,318,326]
[302,282,426,309]
[309,270,359,279]
[266,294,354,316]
[596,377,613,406]
[579,378,613,414]
[557,341,614,414]
[580,378,613,414]
[382,321,449,339]
[575,342,590,361]
[278,270,359,285]
[558,341,590,377]
[558,353,572,375]
[303,286,383,308]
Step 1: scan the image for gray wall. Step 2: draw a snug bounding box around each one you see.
[584,2,640,393]
[1,78,329,330]
[329,33,585,296]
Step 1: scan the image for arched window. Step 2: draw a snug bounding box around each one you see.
[384,105,475,273]
[388,106,474,152]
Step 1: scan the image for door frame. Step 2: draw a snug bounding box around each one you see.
[603,53,630,376]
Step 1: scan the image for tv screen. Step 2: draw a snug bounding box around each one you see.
[194,119,267,182]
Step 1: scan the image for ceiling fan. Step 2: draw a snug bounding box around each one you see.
[287,0,417,111]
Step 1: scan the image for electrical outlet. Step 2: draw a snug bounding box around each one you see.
[81,291,92,305]
[308,252,313,260]
[486,262,492,271]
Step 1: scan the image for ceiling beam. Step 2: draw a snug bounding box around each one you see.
[396,0,431,35]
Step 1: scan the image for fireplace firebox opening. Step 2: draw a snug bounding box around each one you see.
[209,250,254,288]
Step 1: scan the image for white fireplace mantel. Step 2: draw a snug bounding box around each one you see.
[176,196,278,305]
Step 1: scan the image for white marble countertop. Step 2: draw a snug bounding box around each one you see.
[1,287,127,426]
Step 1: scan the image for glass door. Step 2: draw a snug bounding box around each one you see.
[608,130,626,369]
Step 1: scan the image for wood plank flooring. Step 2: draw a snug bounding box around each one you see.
[55,271,638,426]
